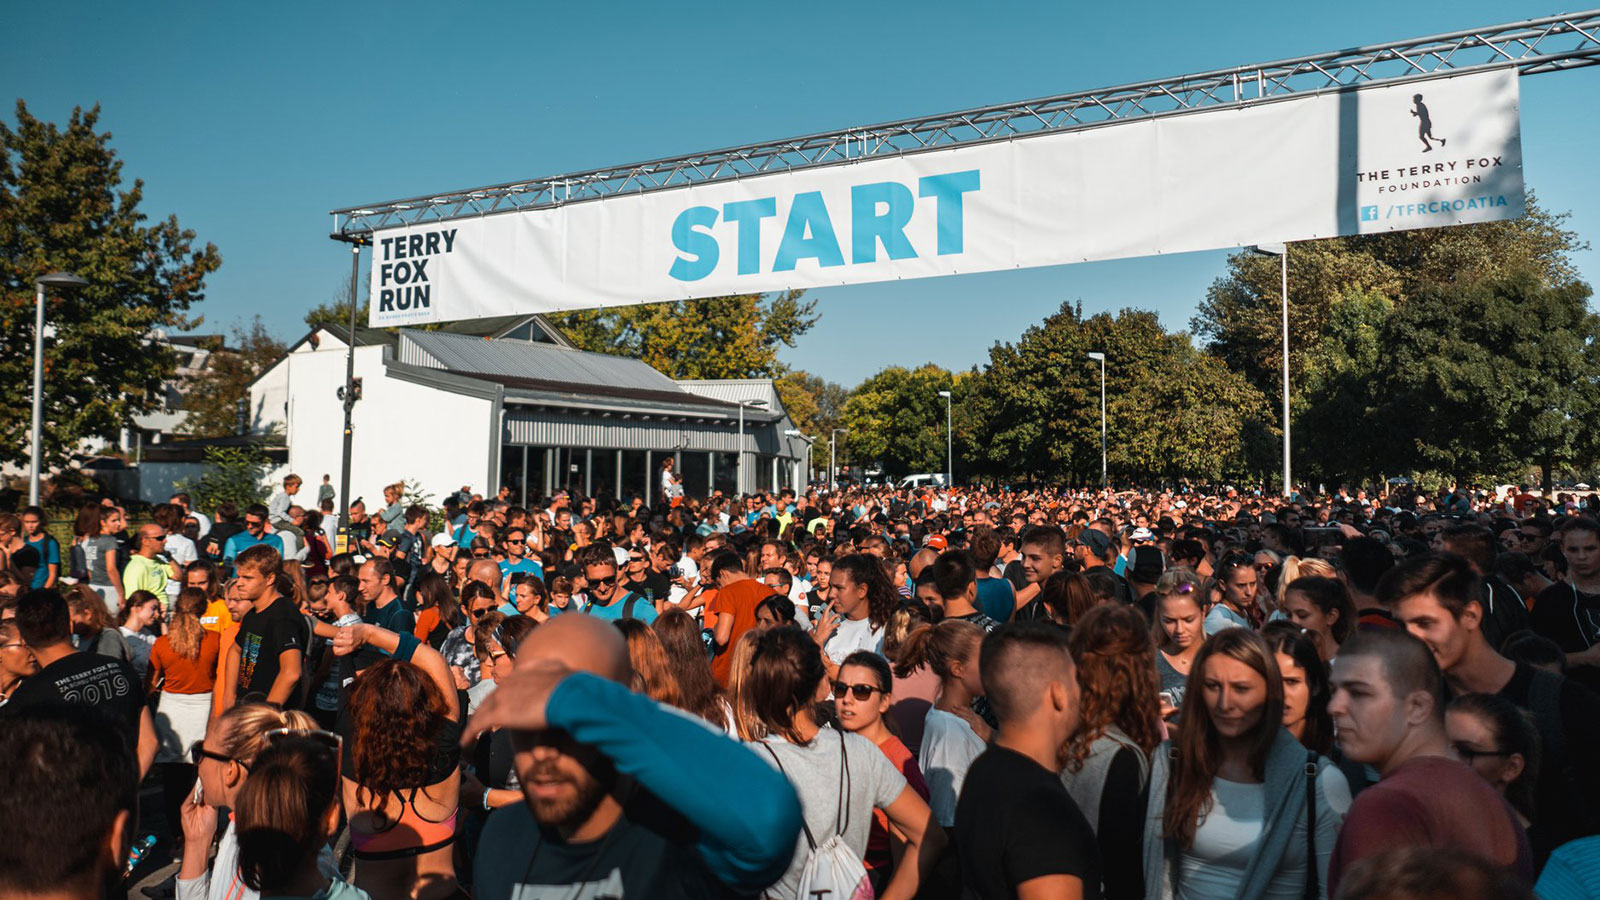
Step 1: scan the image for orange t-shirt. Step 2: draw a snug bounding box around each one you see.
[709,578,777,687]
[149,630,222,695]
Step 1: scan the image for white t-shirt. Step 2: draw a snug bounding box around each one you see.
[163,534,198,600]
[919,707,987,827]
[669,555,700,606]
[822,615,884,664]
[1180,769,1351,900]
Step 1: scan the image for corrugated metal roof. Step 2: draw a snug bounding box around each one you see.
[400,330,688,395]
[676,378,785,417]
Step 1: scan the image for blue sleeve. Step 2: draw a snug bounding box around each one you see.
[46,537,60,566]
[545,672,801,890]
[266,534,284,552]
[222,535,238,561]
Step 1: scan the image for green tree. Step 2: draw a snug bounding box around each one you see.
[774,370,850,466]
[303,273,370,333]
[1193,193,1585,404]
[548,291,817,379]
[174,445,271,512]
[1367,273,1600,490]
[961,303,1270,484]
[840,365,957,480]
[0,102,221,467]
[177,318,286,438]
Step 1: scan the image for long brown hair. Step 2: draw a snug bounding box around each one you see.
[894,619,982,681]
[747,626,826,744]
[1064,604,1162,770]
[66,584,117,633]
[654,608,727,730]
[1040,571,1098,626]
[615,619,683,709]
[346,659,450,824]
[167,588,208,660]
[1163,629,1284,848]
[830,554,897,631]
[727,630,765,741]
[235,737,340,892]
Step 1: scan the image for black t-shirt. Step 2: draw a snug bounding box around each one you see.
[1497,662,1600,855]
[1478,576,1530,653]
[235,595,306,703]
[474,785,735,900]
[1002,559,1027,592]
[626,571,672,604]
[202,522,244,561]
[1530,582,1600,693]
[955,745,1102,900]
[2,651,144,748]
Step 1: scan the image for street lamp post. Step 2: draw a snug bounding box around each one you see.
[1252,242,1292,498]
[736,398,768,496]
[830,428,849,490]
[937,390,953,488]
[1087,352,1106,488]
[785,429,817,487]
[30,272,90,505]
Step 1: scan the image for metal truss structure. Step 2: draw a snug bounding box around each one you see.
[332,9,1600,239]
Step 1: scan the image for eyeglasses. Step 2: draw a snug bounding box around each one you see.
[471,606,492,619]
[472,552,492,559]
[245,519,264,528]
[832,681,885,701]
[0,641,27,650]
[590,575,617,586]
[1254,562,1274,571]
[1454,744,1515,762]
[190,740,248,770]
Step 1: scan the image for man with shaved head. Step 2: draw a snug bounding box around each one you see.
[955,622,1101,900]
[465,614,802,898]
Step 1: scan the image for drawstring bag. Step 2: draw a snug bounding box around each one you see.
[763,728,874,900]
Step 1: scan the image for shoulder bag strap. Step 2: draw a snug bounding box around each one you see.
[623,593,638,619]
[1304,751,1319,900]
[760,741,816,850]
[836,727,851,838]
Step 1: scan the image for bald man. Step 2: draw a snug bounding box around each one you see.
[465,616,801,898]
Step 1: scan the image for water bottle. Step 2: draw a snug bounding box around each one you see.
[124,834,158,878]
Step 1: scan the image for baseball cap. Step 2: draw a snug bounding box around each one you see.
[1128,545,1166,584]
[925,534,949,551]
[430,532,454,548]
[1130,526,1155,543]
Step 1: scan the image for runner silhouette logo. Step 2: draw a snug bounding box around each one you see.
[1410,94,1447,153]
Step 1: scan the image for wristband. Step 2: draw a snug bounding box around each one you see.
[483,790,493,811]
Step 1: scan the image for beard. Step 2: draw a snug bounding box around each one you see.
[521,760,610,831]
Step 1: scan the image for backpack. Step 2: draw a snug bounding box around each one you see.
[761,729,874,900]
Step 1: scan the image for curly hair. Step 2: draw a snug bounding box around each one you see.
[346,659,450,826]
[1063,604,1162,771]
[831,553,897,631]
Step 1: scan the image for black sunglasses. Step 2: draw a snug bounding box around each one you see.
[472,551,492,559]
[1455,744,1515,762]
[590,575,617,586]
[832,681,884,701]
[189,740,247,770]
[471,606,491,619]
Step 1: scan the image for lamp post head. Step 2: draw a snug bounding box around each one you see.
[937,390,952,398]
[1249,242,1287,256]
[740,398,768,408]
[35,271,89,290]
[1087,352,1106,361]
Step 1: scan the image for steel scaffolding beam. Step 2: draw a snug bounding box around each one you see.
[332,9,1600,238]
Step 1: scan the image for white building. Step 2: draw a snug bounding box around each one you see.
[248,315,808,508]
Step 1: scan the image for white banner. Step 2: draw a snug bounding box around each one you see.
[369,69,1523,327]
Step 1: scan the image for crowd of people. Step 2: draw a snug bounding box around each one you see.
[3,472,1600,900]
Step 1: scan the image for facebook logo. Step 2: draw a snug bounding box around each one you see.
[1360,205,1380,222]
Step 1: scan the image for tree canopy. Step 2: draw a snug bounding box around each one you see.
[547,291,817,379]
[176,318,286,439]
[0,101,220,467]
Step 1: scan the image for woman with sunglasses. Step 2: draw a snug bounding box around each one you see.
[178,702,329,900]
[1154,567,1206,716]
[748,626,944,900]
[439,581,497,691]
[834,649,931,893]
[235,733,369,899]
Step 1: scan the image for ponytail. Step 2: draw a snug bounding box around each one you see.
[894,619,982,680]
[235,738,340,892]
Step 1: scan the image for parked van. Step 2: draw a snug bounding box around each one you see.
[899,473,947,490]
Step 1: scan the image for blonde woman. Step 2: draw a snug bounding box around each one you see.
[726,629,765,740]
[1274,555,1338,620]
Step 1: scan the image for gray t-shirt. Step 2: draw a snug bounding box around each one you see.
[83,535,119,585]
[755,727,906,900]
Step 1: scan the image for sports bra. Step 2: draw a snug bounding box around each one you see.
[349,795,458,860]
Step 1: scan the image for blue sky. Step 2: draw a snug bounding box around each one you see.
[5,1,1596,386]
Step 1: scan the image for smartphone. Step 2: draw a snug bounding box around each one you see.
[1158,690,1175,708]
